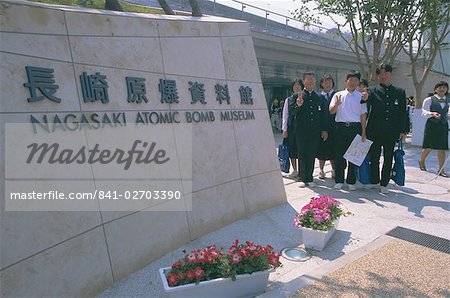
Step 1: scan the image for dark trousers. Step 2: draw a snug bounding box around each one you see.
[369,138,396,186]
[297,132,321,183]
[334,123,361,184]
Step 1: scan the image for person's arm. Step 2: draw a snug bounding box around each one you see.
[282,97,289,133]
[447,98,450,117]
[421,97,434,118]
[399,90,408,137]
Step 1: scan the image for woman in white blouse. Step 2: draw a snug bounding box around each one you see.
[419,81,449,177]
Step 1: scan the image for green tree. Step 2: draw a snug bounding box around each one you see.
[293,0,449,96]
[401,0,449,106]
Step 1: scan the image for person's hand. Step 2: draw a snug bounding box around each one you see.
[399,133,406,140]
[361,132,366,142]
[322,131,328,141]
[283,131,288,138]
[335,95,342,106]
[297,92,304,106]
[433,112,441,119]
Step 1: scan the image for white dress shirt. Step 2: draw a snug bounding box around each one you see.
[331,89,367,122]
[421,96,449,118]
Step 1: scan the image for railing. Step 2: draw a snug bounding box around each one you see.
[210,0,331,35]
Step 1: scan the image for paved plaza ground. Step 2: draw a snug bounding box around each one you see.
[99,132,450,297]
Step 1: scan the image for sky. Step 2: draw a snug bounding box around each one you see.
[212,0,340,29]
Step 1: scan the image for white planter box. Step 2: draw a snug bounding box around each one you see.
[300,219,339,251]
[159,267,272,298]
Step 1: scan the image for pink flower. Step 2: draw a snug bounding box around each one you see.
[314,214,323,223]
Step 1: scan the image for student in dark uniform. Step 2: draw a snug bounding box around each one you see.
[282,79,304,179]
[294,73,328,188]
[362,63,407,194]
[419,81,449,177]
[317,74,336,179]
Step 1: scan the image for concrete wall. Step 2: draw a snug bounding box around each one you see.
[0,1,286,296]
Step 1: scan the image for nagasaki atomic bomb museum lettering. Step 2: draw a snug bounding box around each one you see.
[24,66,256,133]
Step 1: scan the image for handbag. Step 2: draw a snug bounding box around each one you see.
[357,155,371,184]
[391,140,405,186]
[278,138,290,173]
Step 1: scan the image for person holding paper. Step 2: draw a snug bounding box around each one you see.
[329,71,367,191]
[361,63,407,194]
[295,73,328,188]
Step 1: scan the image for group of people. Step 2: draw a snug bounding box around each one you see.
[281,63,449,194]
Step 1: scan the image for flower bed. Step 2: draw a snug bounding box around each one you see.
[163,240,281,287]
[293,195,351,231]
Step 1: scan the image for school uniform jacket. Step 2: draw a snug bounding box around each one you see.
[294,90,328,139]
[366,84,407,142]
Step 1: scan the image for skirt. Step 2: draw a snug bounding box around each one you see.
[422,119,448,150]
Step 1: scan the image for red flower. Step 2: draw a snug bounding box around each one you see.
[268,253,280,268]
[171,261,183,269]
[196,250,207,263]
[194,266,205,279]
[167,273,179,286]
[185,252,197,265]
[185,269,196,281]
[230,252,243,264]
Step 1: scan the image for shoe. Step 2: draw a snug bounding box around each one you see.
[348,184,357,191]
[298,182,307,188]
[367,183,380,189]
[439,171,449,178]
[419,161,427,171]
[334,183,343,190]
[318,170,326,179]
[380,186,389,194]
[331,170,335,179]
[288,170,298,178]
[308,182,317,187]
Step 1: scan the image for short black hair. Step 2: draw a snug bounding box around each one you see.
[319,74,335,89]
[303,72,316,80]
[291,78,304,91]
[434,81,449,94]
[376,63,393,74]
[359,79,369,88]
[346,71,361,81]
